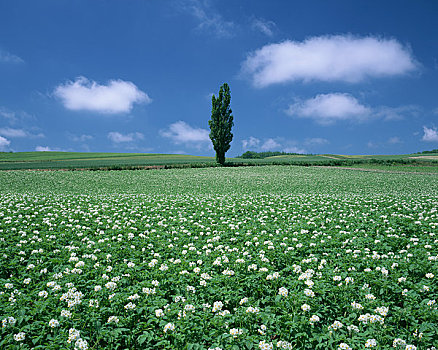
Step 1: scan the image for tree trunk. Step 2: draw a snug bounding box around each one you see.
[216,152,225,165]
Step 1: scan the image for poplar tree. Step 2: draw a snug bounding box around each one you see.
[209,83,234,165]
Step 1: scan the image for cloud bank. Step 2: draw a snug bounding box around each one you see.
[107,132,144,143]
[242,35,417,87]
[286,93,418,125]
[0,136,10,150]
[241,136,307,154]
[422,126,438,142]
[160,121,210,147]
[54,77,151,114]
[286,93,370,124]
[0,50,24,64]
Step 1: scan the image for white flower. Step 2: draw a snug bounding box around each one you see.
[278,287,288,297]
[365,339,377,348]
[94,285,102,292]
[375,306,389,316]
[39,290,48,298]
[124,302,136,310]
[49,319,60,328]
[351,301,363,309]
[259,340,273,350]
[425,273,434,279]
[107,316,120,324]
[155,309,164,317]
[14,332,25,341]
[61,309,72,318]
[163,322,175,333]
[309,315,320,324]
[239,297,248,305]
[75,338,89,350]
[338,343,352,350]
[304,289,315,297]
[328,320,343,331]
[212,301,223,312]
[229,328,243,337]
[301,304,310,312]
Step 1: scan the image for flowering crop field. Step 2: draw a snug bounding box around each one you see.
[0,167,437,350]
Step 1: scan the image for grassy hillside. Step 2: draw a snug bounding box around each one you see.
[0,151,437,170]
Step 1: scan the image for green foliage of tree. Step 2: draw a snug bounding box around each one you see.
[209,83,234,165]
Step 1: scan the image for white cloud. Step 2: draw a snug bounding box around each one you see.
[108,131,144,143]
[160,121,210,145]
[287,93,370,125]
[241,136,307,154]
[54,77,151,114]
[70,134,94,142]
[388,136,402,144]
[251,18,276,37]
[184,0,235,38]
[35,146,62,152]
[242,136,260,149]
[375,105,420,121]
[0,127,44,138]
[0,136,10,150]
[304,137,330,146]
[0,50,24,64]
[422,126,438,142]
[260,138,281,151]
[0,127,27,138]
[283,146,306,154]
[242,35,417,87]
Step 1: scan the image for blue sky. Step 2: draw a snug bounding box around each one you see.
[1,0,438,156]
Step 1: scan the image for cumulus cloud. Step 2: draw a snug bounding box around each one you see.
[35,146,63,152]
[0,136,10,149]
[388,136,402,144]
[0,50,24,64]
[304,137,330,146]
[260,138,281,151]
[107,132,144,143]
[241,136,307,154]
[0,127,44,139]
[251,18,276,37]
[183,0,235,38]
[242,136,260,149]
[422,126,438,142]
[70,134,94,142]
[287,93,370,125]
[283,146,307,154]
[160,121,210,146]
[374,105,420,121]
[0,127,28,138]
[242,35,417,87]
[54,77,151,114]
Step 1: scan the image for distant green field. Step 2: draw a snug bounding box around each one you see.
[0,151,437,170]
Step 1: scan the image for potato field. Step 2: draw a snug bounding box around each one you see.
[0,167,437,349]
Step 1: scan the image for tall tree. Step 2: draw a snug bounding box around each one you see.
[209,83,234,165]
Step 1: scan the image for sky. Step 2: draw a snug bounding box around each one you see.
[1,0,438,156]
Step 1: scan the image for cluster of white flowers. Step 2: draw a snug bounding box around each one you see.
[338,343,352,350]
[107,316,120,324]
[229,328,243,337]
[365,339,377,348]
[163,322,175,333]
[278,287,288,297]
[309,315,320,324]
[212,301,223,312]
[328,320,343,331]
[49,318,60,328]
[259,340,273,350]
[358,313,384,325]
[14,332,25,342]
